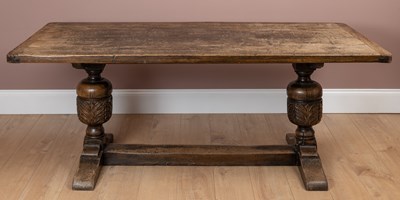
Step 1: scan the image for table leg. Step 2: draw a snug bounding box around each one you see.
[71,64,113,190]
[286,63,328,191]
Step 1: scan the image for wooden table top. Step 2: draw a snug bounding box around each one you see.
[7,22,392,64]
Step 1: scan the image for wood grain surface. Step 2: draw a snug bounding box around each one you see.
[102,144,297,166]
[7,22,392,64]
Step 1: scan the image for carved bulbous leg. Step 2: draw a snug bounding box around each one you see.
[72,64,113,190]
[286,63,328,191]
[287,63,323,146]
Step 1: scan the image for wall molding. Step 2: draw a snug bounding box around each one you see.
[0,89,399,114]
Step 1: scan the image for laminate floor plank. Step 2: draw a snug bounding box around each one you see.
[350,114,398,151]
[116,114,155,144]
[103,114,130,143]
[0,114,399,199]
[180,114,211,145]
[238,114,281,145]
[214,167,256,200]
[349,114,400,199]
[376,114,400,175]
[59,115,154,200]
[209,114,243,145]
[266,114,333,200]
[264,114,295,144]
[96,115,155,200]
[135,114,182,200]
[210,114,256,200]
[378,114,400,147]
[238,114,294,200]
[0,115,13,133]
[18,116,85,200]
[0,115,69,200]
[0,115,41,169]
[323,114,376,154]
[176,114,215,200]
[57,158,99,200]
[315,116,371,200]
[87,164,144,200]
[249,166,294,200]
[176,167,215,200]
[149,114,182,145]
[322,114,386,200]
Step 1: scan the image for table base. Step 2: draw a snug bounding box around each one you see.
[71,63,328,191]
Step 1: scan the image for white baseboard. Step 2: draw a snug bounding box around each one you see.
[0,89,399,114]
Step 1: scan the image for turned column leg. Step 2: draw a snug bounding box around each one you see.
[286,63,328,191]
[72,64,113,190]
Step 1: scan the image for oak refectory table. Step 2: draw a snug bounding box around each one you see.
[7,22,392,191]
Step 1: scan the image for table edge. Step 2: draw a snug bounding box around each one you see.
[7,22,393,64]
[7,54,392,64]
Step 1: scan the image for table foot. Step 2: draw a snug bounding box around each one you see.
[286,133,328,190]
[298,146,328,191]
[72,133,113,190]
[72,144,102,190]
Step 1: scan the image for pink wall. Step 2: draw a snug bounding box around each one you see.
[1,0,398,89]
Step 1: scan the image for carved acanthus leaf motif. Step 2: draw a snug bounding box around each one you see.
[288,100,322,126]
[77,96,112,125]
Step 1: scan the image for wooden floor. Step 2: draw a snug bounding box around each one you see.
[0,114,400,200]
